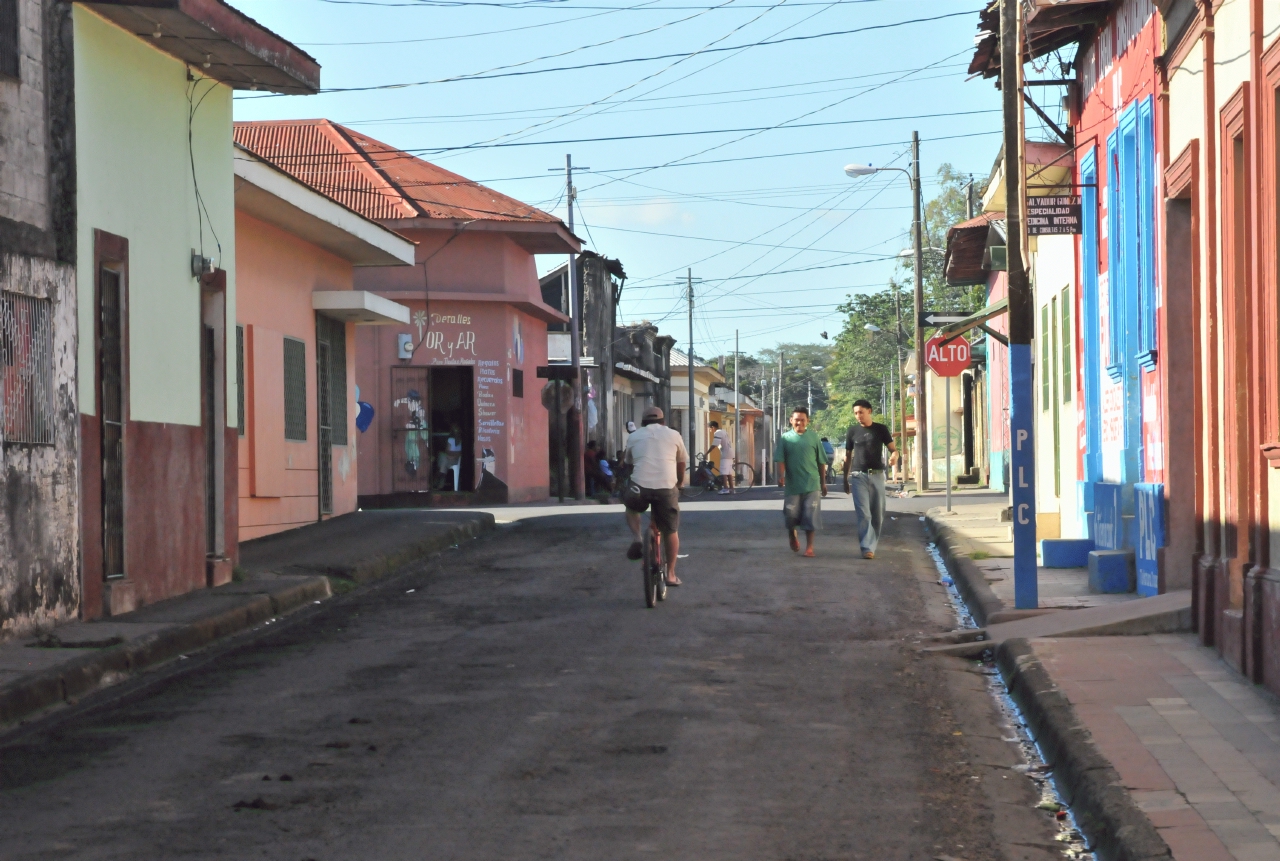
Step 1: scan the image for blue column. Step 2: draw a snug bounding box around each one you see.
[1010,342,1038,609]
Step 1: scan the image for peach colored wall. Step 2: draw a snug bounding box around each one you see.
[353,228,542,304]
[355,298,550,502]
[235,211,360,541]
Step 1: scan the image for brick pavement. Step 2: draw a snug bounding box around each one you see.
[1033,633,1280,861]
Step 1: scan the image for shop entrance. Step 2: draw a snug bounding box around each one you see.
[429,366,473,492]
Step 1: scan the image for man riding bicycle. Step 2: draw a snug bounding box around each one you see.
[623,406,688,586]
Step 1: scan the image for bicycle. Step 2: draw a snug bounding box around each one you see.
[732,459,756,488]
[641,511,668,608]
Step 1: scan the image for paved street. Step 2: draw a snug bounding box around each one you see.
[0,492,1062,861]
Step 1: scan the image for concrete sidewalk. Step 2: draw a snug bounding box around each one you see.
[927,503,1147,627]
[923,500,1245,859]
[1016,634,1280,861]
[0,509,494,729]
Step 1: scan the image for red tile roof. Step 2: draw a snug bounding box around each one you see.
[233,119,563,225]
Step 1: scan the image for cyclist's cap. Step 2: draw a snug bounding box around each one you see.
[642,406,664,421]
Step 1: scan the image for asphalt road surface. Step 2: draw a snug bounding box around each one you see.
[0,490,1064,861]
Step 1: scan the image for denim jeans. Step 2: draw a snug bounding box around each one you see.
[849,471,886,553]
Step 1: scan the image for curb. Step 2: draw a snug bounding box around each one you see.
[341,514,496,583]
[0,515,495,729]
[996,638,1173,861]
[924,512,1004,626]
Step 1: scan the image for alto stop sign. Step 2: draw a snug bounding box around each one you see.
[925,334,970,377]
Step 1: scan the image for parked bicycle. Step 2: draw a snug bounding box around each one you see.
[685,453,755,496]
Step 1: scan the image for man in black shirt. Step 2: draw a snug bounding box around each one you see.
[842,399,898,559]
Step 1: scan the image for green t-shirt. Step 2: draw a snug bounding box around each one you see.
[774,428,828,495]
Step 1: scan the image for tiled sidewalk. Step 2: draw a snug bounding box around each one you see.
[1034,633,1280,861]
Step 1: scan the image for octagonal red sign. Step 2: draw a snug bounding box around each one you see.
[925,334,970,377]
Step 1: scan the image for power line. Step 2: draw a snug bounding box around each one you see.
[336,64,969,125]
[416,108,1000,152]
[241,9,975,96]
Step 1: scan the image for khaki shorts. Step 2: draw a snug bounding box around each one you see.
[624,486,680,534]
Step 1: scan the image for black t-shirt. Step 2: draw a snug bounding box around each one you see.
[845,422,894,471]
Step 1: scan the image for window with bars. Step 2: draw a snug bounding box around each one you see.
[0,0,19,81]
[284,337,307,441]
[0,291,54,445]
[236,325,245,436]
[512,368,524,398]
[315,315,347,445]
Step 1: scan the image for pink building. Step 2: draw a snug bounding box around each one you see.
[234,121,578,505]
[233,147,415,541]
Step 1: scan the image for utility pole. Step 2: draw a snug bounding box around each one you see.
[1002,0,1037,609]
[734,329,740,486]
[687,269,695,462]
[564,154,586,501]
[807,379,813,415]
[966,173,976,220]
[912,131,929,493]
[778,350,785,427]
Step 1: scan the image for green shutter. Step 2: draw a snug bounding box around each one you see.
[1040,304,1050,410]
[1060,287,1072,402]
[284,337,307,441]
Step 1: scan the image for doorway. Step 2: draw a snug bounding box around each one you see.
[99,266,124,580]
[430,366,474,492]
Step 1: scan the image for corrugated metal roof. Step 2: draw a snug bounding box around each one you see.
[944,212,1004,287]
[234,119,563,225]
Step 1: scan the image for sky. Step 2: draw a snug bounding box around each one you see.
[232,0,1006,359]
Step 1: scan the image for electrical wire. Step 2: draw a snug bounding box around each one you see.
[241,9,975,96]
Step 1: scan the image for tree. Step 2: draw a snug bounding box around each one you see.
[812,164,986,438]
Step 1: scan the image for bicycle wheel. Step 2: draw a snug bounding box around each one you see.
[734,461,756,487]
[654,526,668,602]
[642,520,658,608]
[681,483,705,499]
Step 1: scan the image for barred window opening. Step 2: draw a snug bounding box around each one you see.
[0,0,19,81]
[236,325,245,436]
[0,291,55,445]
[284,337,307,441]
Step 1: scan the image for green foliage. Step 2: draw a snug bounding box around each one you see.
[736,165,988,444]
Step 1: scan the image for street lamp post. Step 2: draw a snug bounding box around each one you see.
[845,138,927,492]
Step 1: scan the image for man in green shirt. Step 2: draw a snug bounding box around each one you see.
[774,407,828,557]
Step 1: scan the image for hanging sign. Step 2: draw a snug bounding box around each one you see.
[1026,195,1082,235]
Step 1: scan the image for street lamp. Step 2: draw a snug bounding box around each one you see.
[843,133,927,492]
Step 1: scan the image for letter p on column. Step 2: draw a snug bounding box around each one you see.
[1016,428,1029,450]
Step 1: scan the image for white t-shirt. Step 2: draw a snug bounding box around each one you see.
[712,428,734,460]
[624,423,689,489]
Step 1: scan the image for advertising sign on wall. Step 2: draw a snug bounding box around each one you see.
[1027,195,1083,235]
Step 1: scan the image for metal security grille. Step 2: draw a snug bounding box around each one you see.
[317,342,333,515]
[283,337,307,441]
[203,326,217,551]
[236,325,245,436]
[100,270,125,579]
[0,291,55,445]
[316,315,347,445]
[0,0,18,80]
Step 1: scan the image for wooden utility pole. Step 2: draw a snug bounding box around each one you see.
[1002,0,1037,609]
[565,154,586,501]
[912,132,928,492]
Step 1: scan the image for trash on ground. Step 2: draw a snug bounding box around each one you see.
[232,797,279,811]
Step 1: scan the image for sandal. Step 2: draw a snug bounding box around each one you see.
[626,541,642,560]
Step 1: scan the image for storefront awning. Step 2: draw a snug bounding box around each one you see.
[937,298,1009,346]
[614,362,660,384]
[313,290,410,325]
